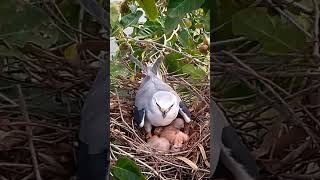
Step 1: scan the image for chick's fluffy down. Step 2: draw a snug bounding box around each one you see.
[147,135,170,152]
[159,123,189,151]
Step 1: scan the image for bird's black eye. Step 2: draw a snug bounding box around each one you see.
[156,102,160,108]
[169,104,174,109]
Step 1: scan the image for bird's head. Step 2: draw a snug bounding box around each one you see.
[153,91,177,118]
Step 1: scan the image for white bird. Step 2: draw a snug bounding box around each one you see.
[129,54,191,139]
[211,101,259,180]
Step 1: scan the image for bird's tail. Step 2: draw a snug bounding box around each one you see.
[128,54,163,79]
[128,54,147,73]
[147,56,162,79]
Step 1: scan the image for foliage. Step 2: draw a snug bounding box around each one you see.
[111,157,145,180]
[232,7,306,53]
[0,0,53,48]
[111,0,210,82]
[213,0,310,54]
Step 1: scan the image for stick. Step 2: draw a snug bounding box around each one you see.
[17,85,42,180]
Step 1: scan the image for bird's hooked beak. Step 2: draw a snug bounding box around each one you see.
[156,100,175,119]
[162,111,167,118]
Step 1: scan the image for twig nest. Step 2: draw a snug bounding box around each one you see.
[147,135,170,152]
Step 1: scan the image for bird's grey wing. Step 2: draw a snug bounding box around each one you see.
[211,101,259,179]
[135,76,155,108]
[134,76,155,127]
[178,101,191,122]
[221,123,259,178]
[133,106,145,127]
[79,63,108,155]
[211,101,225,176]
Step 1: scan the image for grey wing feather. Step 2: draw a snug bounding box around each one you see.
[211,101,259,179]
[179,101,191,117]
[135,76,178,108]
[79,63,108,154]
[133,106,145,127]
[211,101,229,176]
[221,125,259,178]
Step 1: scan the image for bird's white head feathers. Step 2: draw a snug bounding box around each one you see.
[153,91,177,113]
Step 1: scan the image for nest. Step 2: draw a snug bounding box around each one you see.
[213,53,320,179]
[0,45,100,180]
[110,76,210,179]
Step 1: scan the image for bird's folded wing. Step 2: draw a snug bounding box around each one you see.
[221,125,259,178]
[211,101,225,176]
[133,106,145,127]
[79,63,108,154]
[211,101,259,178]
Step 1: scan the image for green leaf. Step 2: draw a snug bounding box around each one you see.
[202,10,210,32]
[178,28,194,48]
[120,10,143,28]
[0,1,49,32]
[201,0,210,15]
[232,7,306,53]
[59,0,80,28]
[222,83,256,105]
[182,64,206,80]
[164,16,181,35]
[213,0,253,41]
[136,0,158,21]
[0,45,23,58]
[0,24,59,48]
[0,1,58,48]
[164,0,205,34]
[112,157,145,180]
[112,167,142,180]
[111,62,130,78]
[111,3,120,29]
[137,20,163,38]
[261,17,306,53]
[167,0,205,18]
[164,53,184,74]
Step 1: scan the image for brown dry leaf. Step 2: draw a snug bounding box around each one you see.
[198,144,210,168]
[176,156,199,171]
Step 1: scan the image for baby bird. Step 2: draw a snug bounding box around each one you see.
[155,118,190,152]
[147,135,171,152]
